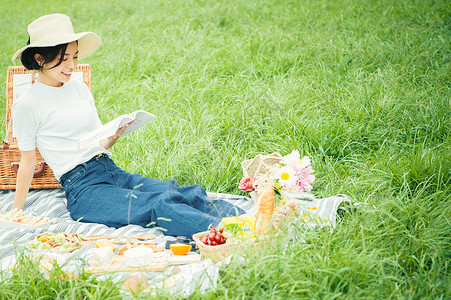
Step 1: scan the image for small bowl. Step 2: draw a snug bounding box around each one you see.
[123,246,154,267]
[170,243,192,255]
[176,236,190,244]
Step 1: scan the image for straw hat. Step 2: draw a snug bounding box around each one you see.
[12,13,101,61]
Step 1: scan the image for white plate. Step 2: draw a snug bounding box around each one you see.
[26,247,77,254]
[26,248,80,265]
[25,233,84,253]
[0,219,52,230]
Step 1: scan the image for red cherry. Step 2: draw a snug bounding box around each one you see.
[210,241,217,246]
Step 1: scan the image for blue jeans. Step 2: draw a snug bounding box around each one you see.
[60,154,245,237]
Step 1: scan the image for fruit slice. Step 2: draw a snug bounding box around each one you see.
[38,234,50,243]
[170,243,192,255]
[95,241,116,251]
[118,244,132,255]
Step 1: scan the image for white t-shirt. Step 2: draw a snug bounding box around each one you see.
[12,78,110,179]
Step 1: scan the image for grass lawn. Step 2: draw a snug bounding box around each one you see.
[0,0,449,298]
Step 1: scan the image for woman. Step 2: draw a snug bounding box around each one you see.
[11,13,245,237]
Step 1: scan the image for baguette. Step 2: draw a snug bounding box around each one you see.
[254,187,275,235]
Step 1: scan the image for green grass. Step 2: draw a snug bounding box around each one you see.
[0,0,450,298]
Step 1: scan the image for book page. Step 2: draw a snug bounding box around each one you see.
[78,116,129,148]
[78,110,156,149]
[121,110,156,137]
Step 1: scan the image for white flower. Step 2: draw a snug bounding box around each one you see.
[281,150,302,168]
[276,166,297,188]
[300,156,311,168]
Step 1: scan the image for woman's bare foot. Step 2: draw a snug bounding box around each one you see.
[272,200,299,229]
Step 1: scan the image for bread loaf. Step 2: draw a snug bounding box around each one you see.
[254,187,275,235]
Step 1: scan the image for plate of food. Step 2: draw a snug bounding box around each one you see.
[26,232,84,253]
[0,208,52,229]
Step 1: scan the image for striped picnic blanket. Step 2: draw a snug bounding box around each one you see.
[0,188,350,296]
[0,189,254,265]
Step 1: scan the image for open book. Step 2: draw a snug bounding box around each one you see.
[78,110,156,149]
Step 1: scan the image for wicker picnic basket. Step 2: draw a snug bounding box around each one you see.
[193,231,263,263]
[192,231,238,263]
[0,64,91,190]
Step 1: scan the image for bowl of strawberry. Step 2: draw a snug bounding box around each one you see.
[193,226,234,263]
[200,227,227,246]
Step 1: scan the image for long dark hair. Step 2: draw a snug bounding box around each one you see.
[21,43,69,70]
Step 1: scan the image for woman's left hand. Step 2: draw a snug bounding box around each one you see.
[100,120,135,150]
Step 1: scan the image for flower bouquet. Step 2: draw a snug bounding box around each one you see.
[194,150,316,262]
[238,150,316,235]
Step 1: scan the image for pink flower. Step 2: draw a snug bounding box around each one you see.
[239,176,256,192]
[295,166,315,192]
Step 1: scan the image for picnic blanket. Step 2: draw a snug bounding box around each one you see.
[0,188,351,296]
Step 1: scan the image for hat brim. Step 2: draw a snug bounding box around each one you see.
[11,31,101,61]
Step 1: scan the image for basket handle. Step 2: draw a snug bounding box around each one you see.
[11,162,47,177]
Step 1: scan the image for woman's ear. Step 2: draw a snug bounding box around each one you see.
[34,53,44,66]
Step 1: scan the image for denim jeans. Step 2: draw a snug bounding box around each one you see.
[60,154,245,237]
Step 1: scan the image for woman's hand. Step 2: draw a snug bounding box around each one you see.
[100,120,135,150]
